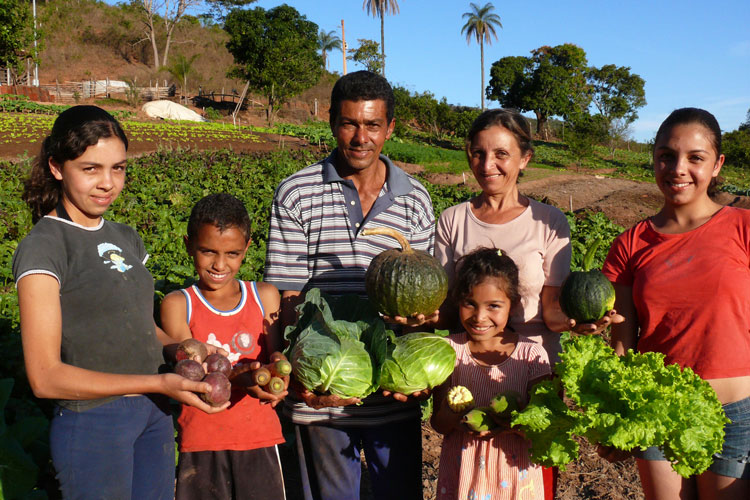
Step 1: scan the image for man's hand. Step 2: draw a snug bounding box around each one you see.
[383,310,440,328]
[290,379,360,409]
[381,388,431,402]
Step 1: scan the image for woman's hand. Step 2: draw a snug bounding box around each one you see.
[160,373,230,413]
[381,388,431,402]
[568,310,625,335]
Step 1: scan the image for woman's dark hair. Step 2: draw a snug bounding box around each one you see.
[187,193,252,243]
[451,247,522,310]
[23,105,128,223]
[329,70,395,127]
[654,107,722,157]
[465,108,534,161]
[654,107,723,196]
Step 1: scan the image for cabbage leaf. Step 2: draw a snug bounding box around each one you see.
[284,289,387,399]
[378,331,456,394]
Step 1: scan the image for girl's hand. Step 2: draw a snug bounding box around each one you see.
[161,373,229,413]
[381,388,431,402]
[569,310,625,335]
[596,444,631,463]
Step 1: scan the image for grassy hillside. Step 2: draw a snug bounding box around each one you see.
[37,0,242,92]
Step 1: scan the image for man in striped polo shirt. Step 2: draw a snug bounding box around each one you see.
[264,70,435,500]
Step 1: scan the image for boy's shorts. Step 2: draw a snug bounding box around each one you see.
[176,446,286,500]
[634,396,750,479]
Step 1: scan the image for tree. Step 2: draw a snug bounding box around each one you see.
[348,38,383,74]
[724,109,750,168]
[460,2,502,111]
[362,0,399,77]
[224,4,322,125]
[588,64,646,125]
[318,29,341,70]
[566,113,609,168]
[487,43,590,139]
[587,64,646,159]
[165,53,199,104]
[133,0,256,71]
[0,0,37,83]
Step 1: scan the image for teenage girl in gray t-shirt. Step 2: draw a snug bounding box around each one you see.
[12,105,228,499]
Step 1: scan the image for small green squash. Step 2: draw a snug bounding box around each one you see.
[559,238,616,324]
[361,227,448,318]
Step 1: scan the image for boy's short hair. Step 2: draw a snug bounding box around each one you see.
[187,193,251,243]
[329,70,395,127]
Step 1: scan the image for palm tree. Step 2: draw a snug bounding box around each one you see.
[461,2,502,110]
[362,0,400,77]
[318,29,342,70]
[166,53,199,105]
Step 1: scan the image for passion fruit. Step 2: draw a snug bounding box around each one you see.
[205,353,232,377]
[175,359,205,382]
[201,372,231,406]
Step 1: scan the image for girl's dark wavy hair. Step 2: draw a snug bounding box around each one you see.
[451,247,522,310]
[23,105,128,223]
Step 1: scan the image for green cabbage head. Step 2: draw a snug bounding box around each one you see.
[378,331,456,394]
[285,289,387,399]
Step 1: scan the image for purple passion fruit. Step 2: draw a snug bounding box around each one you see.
[175,359,205,382]
[201,372,231,406]
[205,353,232,377]
[175,338,208,363]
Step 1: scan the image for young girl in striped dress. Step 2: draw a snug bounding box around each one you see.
[431,247,552,500]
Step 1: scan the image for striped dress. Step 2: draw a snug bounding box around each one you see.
[437,333,551,500]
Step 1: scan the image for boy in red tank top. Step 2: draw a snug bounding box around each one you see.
[160,193,288,500]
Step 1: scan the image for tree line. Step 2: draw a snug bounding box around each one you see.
[2,0,748,168]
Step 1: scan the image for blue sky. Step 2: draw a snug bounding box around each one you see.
[252,0,750,142]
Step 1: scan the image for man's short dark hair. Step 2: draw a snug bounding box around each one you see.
[329,70,395,127]
[187,193,251,243]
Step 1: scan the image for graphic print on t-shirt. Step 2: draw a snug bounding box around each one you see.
[97,243,133,272]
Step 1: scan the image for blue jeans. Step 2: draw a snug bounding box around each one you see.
[295,419,422,500]
[50,395,175,500]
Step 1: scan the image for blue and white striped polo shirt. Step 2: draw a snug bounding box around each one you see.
[264,150,435,296]
[263,150,436,426]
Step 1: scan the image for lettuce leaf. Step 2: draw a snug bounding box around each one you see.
[511,334,729,477]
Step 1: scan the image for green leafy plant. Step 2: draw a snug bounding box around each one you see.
[284,289,388,399]
[0,378,50,499]
[511,334,728,477]
[378,331,455,394]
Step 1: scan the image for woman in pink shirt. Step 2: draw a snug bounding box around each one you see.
[435,109,615,362]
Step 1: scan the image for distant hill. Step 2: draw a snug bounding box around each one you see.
[32,0,338,123]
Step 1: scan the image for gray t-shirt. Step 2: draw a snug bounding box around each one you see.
[12,216,164,411]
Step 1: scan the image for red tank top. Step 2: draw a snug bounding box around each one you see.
[177,281,284,452]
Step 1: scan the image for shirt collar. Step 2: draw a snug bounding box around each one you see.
[321,149,414,197]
